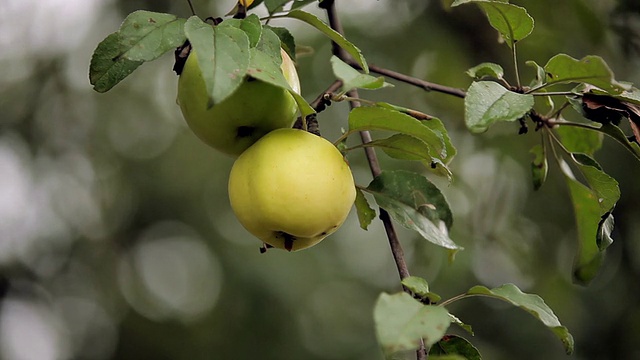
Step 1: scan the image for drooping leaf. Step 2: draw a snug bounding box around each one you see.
[354,188,376,230]
[571,153,620,213]
[466,284,574,354]
[286,9,368,73]
[543,54,630,94]
[348,107,447,162]
[452,1,534,48]
[556,125,603,155]
[184,16,250,107]
[374,292,451,354]
[466,62,504,80]
[464,81,534,133]
[530,143,548,191]
[330,56,391,93]
[423,117,457,164]
[429,334,482,360]
[558,155,619,285]
[365,170,461,250]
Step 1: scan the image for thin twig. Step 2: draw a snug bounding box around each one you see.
[323,1,426,359]
[345,59,467,99]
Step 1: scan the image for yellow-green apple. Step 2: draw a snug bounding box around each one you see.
[228,128,356,251]
[177,48,300,156]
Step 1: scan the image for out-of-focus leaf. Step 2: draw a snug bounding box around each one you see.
[330,56,391,93]
[464,81,534,133]
[466,62,504,80]
[530,144,548,190]
[362,134,441,170]
[348,107,448,162]
[556,126,603,155]
[543,54,630,94]
[286,9,368,72]
[354,188,376,230]
[452,1,534,48]
[429,334,482,360]
[185,17,250,107]
[366,170,461,250]
[374,292,451,354]
[466,284,574,354]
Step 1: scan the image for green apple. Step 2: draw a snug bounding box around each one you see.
[177,48,300,156]
[228,128,356,251]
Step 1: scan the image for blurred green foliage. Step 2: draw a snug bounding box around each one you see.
[0,1,639,359]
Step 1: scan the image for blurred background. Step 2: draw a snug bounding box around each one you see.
[1,0,639,359]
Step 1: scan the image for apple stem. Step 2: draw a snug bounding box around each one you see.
[323,2,428,359]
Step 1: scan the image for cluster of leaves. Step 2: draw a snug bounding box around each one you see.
[88,0,639,358]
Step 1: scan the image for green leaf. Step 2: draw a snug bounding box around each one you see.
[348,107,447,162]
[219,14,263,48]
[466,62,504,80]
[374,292,451,354]
[402,276,442,304]
[571,153,620,212]
[354,188,376,230]
[453,1,534,48]
[561,153,619,283]
[286,9,368,73]
[184,16,250,107]
[448,314,474,335]
[246,28,314,117]
[365,170,461,250]
[118,11,187,62]
[90,32,143,92]
[89,10,186,92]
[330,56,392,93]
[464,81,534,133]
[526,60,546,88]
[266,26,296,61]
[597,123,640,161]
[563,171,606,285]
[424,117,457,165]
[466,284,574,354]
[265,0,290,13]
[363,134,441,169]
[543,54,630,94]
[429,334,482,360]
[556,125,603,155]
[530,144,548,191]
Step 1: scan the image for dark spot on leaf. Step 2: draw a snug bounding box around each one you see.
[148,18,156,24]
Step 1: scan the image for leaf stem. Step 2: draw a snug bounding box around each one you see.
[512,44,521,88]
[324,1,426,359]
